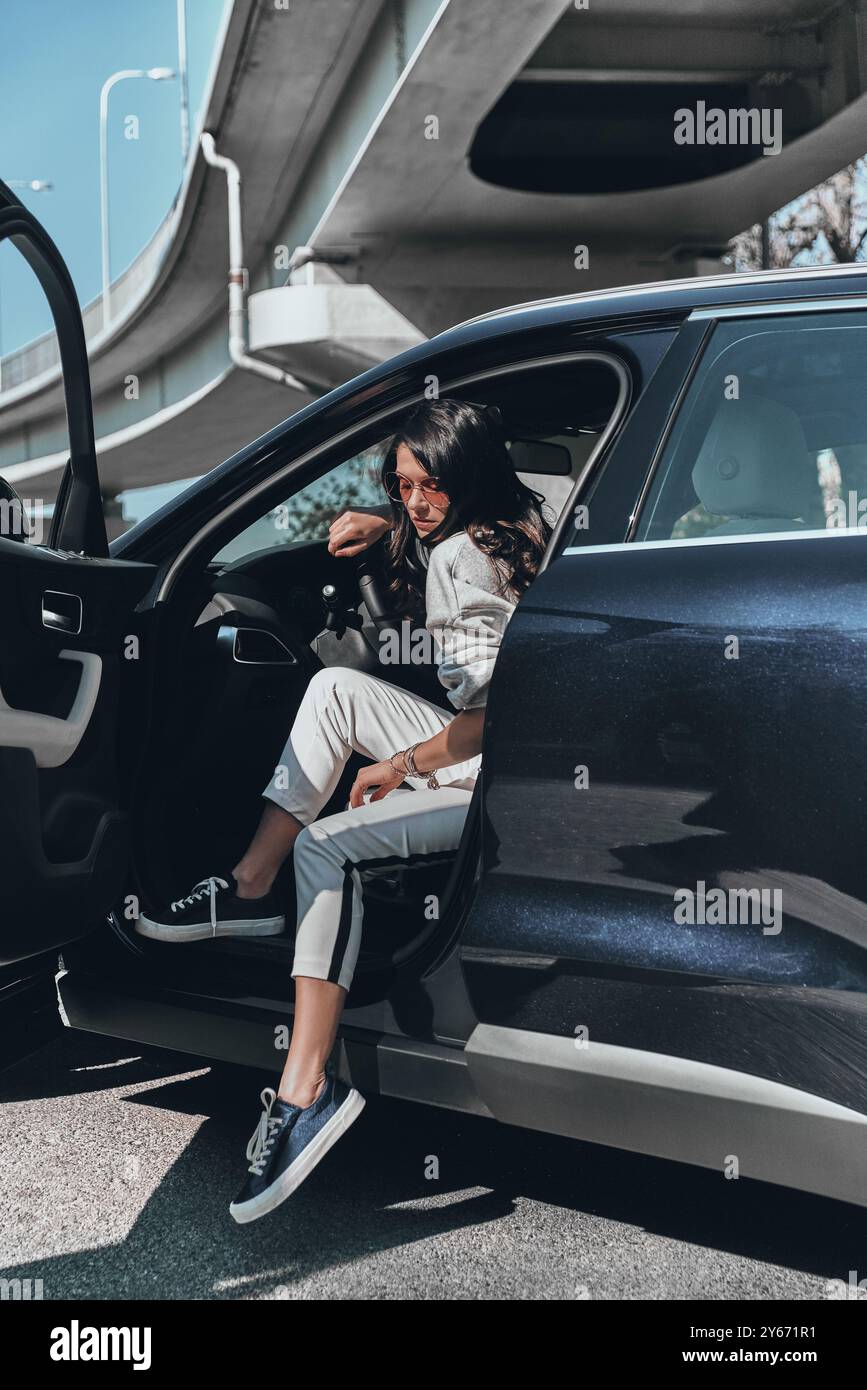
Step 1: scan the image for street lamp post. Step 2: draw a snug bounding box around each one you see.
[177,0,191,165]
[99,66,175,327]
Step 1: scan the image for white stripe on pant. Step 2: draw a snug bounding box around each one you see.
[263,666,478,991]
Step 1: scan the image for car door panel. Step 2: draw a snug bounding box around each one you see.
[0,649,102,767]
[461,532,867,1114]
[0,537,155,964]
[0,178,160,977]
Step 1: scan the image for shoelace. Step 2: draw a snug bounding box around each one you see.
[170,875,230,936]
[246,1087,287,1176]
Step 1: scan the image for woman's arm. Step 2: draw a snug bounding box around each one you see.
[349,708,485,808]
[327,508,392,557]
[406,707,485,773]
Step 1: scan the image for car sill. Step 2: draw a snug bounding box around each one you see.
[465,1024,867,1209]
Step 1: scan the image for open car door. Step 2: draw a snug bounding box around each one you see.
[0,177,154,1013]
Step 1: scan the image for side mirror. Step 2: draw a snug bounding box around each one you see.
[0,475,34,543]
[508,438,572,476]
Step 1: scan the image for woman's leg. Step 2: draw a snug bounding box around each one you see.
[278,785,474,1105]
[234,664,478,900]
[225,678,475,1218]
[233,802,303,899]
[278,976,345,1107]
[140,666,475,944]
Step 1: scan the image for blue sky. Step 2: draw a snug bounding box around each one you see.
[0,0,228,356]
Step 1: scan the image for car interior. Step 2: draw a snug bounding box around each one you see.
[637,323,867,542]
[123,360,623,1003]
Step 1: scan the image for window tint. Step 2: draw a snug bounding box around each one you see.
[635,313,867,544]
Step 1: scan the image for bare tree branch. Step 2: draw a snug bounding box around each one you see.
[728,158,867,270]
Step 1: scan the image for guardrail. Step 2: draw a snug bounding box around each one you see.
[0,192,180,393]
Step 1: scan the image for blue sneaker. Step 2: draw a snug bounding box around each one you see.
[229,1071,366,1224]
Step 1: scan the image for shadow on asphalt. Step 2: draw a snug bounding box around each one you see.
[2,1031,866,1298]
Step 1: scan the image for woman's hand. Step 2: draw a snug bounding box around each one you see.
[328,510,391,558]
[349,758,404,809]
[348,711,486,811]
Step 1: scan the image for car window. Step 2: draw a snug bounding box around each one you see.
[207,361,624,570]
[114,475,203,537]
[512,432,595,525]
[212,446,387,566]
[0,239,72,547]
[634,312,867,544]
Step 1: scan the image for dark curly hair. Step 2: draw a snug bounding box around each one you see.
[380,397,551,615]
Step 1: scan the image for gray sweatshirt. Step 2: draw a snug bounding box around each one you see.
[423,530,516,711]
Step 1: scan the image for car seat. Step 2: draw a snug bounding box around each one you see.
[691,394,820,535]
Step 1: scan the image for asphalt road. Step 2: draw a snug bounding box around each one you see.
[1,1028,865,1301]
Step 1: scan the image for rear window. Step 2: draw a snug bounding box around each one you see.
[635,312,867,544]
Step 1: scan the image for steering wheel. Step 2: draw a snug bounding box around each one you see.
[354,541,399,634]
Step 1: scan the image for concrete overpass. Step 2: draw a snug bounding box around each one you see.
[4,0,867,517]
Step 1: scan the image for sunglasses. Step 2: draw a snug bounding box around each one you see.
[384,471,449,507]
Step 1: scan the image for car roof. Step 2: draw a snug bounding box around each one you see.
[452,259,867,329]
[112,259,867,558]
[447,261,867,337]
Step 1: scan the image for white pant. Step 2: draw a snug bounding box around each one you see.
[263,667,478,990]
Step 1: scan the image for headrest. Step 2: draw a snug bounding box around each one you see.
[691,395,817,520]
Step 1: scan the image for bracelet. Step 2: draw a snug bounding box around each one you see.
[388,748,408,778]
[405,745,439,789]
[397,745,444,789]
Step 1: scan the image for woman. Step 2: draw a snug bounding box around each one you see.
[138,398,550,1222]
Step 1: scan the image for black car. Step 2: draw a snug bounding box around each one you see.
[3,178,867,1211]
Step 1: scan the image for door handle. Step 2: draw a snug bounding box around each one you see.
[0,650,102,768]
[42,590,83,635]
